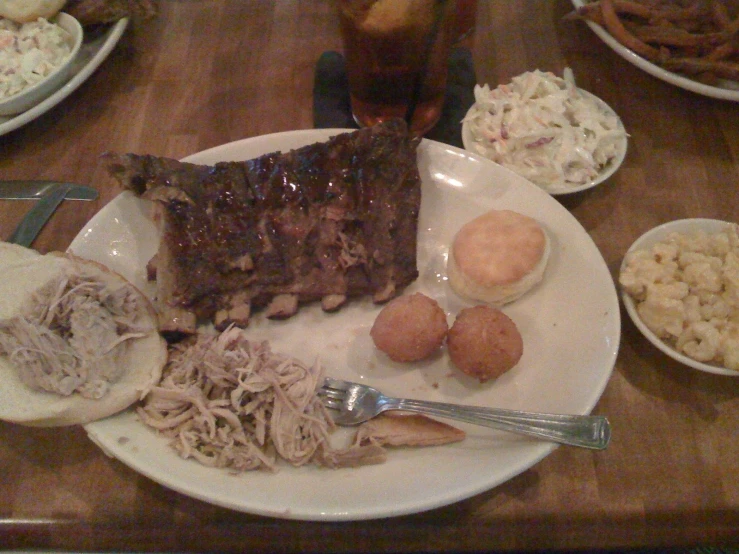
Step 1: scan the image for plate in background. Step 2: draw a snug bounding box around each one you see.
[0,18,128,136]
[571,0,739,102]
[0,13,84,116]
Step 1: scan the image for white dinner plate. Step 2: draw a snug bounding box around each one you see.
[0,18,128,137]
[70,130,620,521]
[571,0,739,102]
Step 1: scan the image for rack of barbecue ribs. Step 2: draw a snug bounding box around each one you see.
[104,119,422,334]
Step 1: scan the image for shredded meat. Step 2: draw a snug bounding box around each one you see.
[136,327,340,471]
[136,327,455,471]
[0,268,153,399]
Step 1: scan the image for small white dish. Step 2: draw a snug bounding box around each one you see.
[0,18,128,136]
[461,86,627,196]
[620,218,739,377]
[0,13,84,116]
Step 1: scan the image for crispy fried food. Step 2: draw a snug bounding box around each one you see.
[600,0,663,60]
[569,0,739,85]
[627,22,728,48]
[447,305,523,383]
[707,39,737,60]
[662,55,739,78]
[370,293,449,363]
[64,0,158,26]
[713,0,735,26]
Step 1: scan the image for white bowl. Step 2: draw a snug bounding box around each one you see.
[620,218,739,377]
[0,13,83,116]
[461,87,628,196]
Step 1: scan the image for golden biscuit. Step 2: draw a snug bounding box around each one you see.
[447,209,549,305]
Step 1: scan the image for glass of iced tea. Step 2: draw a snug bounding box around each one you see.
[336,0,457,137]
[454,0,477,42]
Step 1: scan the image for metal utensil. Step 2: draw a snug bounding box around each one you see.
[0,180,97,201]
[7,184,71,247]
[320,378,611,450]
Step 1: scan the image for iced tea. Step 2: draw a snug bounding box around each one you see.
[454,0,476,42]
[336,0,456,136]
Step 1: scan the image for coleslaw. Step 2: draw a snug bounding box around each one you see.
[0,17,73,101]
[463,69,627,193]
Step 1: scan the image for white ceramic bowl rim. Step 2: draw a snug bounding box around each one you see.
[620,218,739,377]
[461,86,628,196]
[0,13,83,113]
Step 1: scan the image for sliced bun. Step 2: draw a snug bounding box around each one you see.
[0,0,67,23]
[447,209,550,305]
[0,243,166,427]
[0,241,41,265]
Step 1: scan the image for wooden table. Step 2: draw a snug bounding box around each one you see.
[1,1,738,551]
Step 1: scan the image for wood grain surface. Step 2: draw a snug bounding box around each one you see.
[1,1,738,552]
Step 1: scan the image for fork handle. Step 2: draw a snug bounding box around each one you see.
[384,398,611,450]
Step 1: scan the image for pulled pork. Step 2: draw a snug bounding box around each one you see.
[0,268,153,399]
[137,327,385,471]
[137,327,466,471]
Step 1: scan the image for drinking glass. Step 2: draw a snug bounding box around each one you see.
[336,0,457,137]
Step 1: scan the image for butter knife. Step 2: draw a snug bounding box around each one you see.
[0,180,97,201]
[7,184,71,247]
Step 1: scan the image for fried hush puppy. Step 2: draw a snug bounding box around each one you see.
[447,305,523,383]
[370,293,449,362]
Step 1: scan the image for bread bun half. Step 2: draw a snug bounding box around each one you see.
[0,0,66,23]
[0,241,42,265]
[447,210,550,305]
[0,243,166,427]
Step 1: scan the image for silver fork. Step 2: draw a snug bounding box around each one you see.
[319,378,611,450]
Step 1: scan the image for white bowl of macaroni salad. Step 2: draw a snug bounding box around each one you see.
[0,13,83,116]
[620,219,739,376]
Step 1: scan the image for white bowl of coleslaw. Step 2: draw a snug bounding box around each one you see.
[0,13,83,116]
[461,69,628,196]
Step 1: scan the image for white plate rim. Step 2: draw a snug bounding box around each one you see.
[461,86,628,196]
[570,0,739,102]
[620,218,739,377]
[0,18,129,137]
[71,129,621,520]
